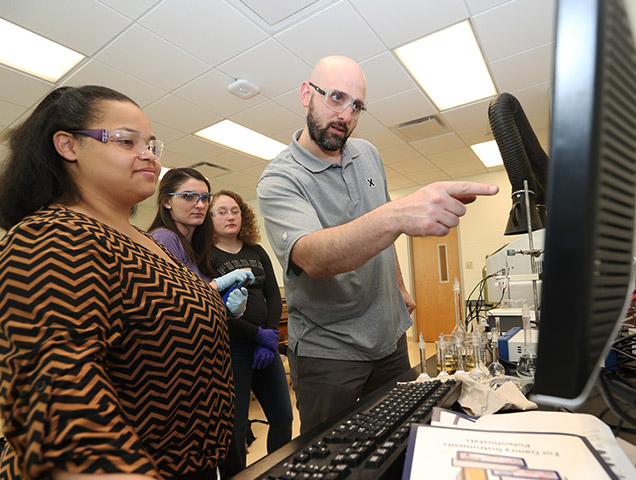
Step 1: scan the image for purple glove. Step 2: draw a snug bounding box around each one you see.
[253,344,275,370]
[254,326,280,351]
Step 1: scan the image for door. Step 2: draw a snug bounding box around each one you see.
[411,228,462,342]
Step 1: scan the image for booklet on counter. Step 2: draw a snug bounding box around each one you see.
[401,423,618,480]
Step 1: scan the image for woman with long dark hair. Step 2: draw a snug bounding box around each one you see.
[0,85,233,480]
[147,168,254,317]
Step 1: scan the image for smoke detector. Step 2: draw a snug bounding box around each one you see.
[228,78,260,99]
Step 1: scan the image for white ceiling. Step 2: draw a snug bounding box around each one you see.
[0,0,557,203]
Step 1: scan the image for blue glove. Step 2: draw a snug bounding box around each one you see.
[255,326,280,351]
[252,344,275,370]
[215,269,255,292]
[225,287,248,317]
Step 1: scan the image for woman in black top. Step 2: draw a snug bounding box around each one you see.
[209,190,293,472]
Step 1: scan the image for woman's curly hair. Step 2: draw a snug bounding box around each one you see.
[211,190,260,246]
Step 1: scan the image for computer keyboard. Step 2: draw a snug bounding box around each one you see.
[254,378,461,480]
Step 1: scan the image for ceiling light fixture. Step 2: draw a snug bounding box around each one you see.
[0,18,84,82]
[195,120,286,160]
[395,20,496,111]
[471,140,503,167]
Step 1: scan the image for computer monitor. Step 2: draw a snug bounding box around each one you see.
[532,0,636,408]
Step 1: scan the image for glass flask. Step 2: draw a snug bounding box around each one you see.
[516,305,537,378]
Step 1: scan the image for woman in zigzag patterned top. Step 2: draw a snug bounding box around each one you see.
[0,86,233,480]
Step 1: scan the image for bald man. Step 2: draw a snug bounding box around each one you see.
[257,55,498,433]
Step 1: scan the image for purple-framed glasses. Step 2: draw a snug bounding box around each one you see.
[70,129,164,159]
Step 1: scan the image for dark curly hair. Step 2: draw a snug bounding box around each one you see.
[148,168,217,279]
[210,190,260,246]
[0,86,139,230]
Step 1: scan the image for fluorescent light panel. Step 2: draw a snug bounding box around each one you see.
[471,140,503,167]
[395,21,496,111]
[195,120,286,160]
[0,18,84,82]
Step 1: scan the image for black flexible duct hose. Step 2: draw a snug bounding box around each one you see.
[488,93,550,235]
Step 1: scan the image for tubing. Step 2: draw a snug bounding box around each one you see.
[488,93,550,234]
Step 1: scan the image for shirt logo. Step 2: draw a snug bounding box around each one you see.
[366,178,375,187]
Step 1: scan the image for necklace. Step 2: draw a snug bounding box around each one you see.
[218,242,242,254]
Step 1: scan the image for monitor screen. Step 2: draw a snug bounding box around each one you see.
[532,0,636,408]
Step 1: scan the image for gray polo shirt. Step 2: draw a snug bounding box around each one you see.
[257,130,412,361]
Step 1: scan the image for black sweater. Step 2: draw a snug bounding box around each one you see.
[211,243,282,339]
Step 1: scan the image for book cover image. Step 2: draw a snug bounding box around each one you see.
[401,425,618,480]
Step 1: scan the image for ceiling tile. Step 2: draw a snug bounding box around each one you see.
[174,69,266,118]
[352,113,385,136]
[474,0,556,62]
[144,95,222,134]
[99,0,161,19]
[224,0,340,34]
[388,156,436,175]
[428,147,479,167]
[166,135,227,161]
[62,59,167,107]
[235,0,318,25]
[0,66,52,107]
[441,98,491,132]
[386,175,419,190]
[148,121,189,145]
[490,44,553,93]
[230,101,303,137]
[410,133,467,156]
[360,52,417,103]
[242,163,270,179]
[369,89,437,128]
[160,150,201,170]
[206,150,267,172]
[206,151,265,172]
[213,171,261,188]
[456,126,494,147]
[508,83,551,115]
[0,99,27,128]
[465,0,510,15]
[138,0,268,66]
[0,0,130,55]
[272,88,305,118]
[440,160,486,177]
[355,128,405,151]
[271,127,299,145]
[218,39,311,98]
[191,162,231,179]
[95,25,211,91]
[405,167,451,184]
[378,144,422,165]
[275,1,385,65]
[350,0,469,48]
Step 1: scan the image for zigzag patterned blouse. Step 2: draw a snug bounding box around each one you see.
[0,206,234,480]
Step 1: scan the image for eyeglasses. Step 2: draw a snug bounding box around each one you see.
[309,82,367,117]
[70,129,164,159]
[169,192,212,204]
[211,207,241,217]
